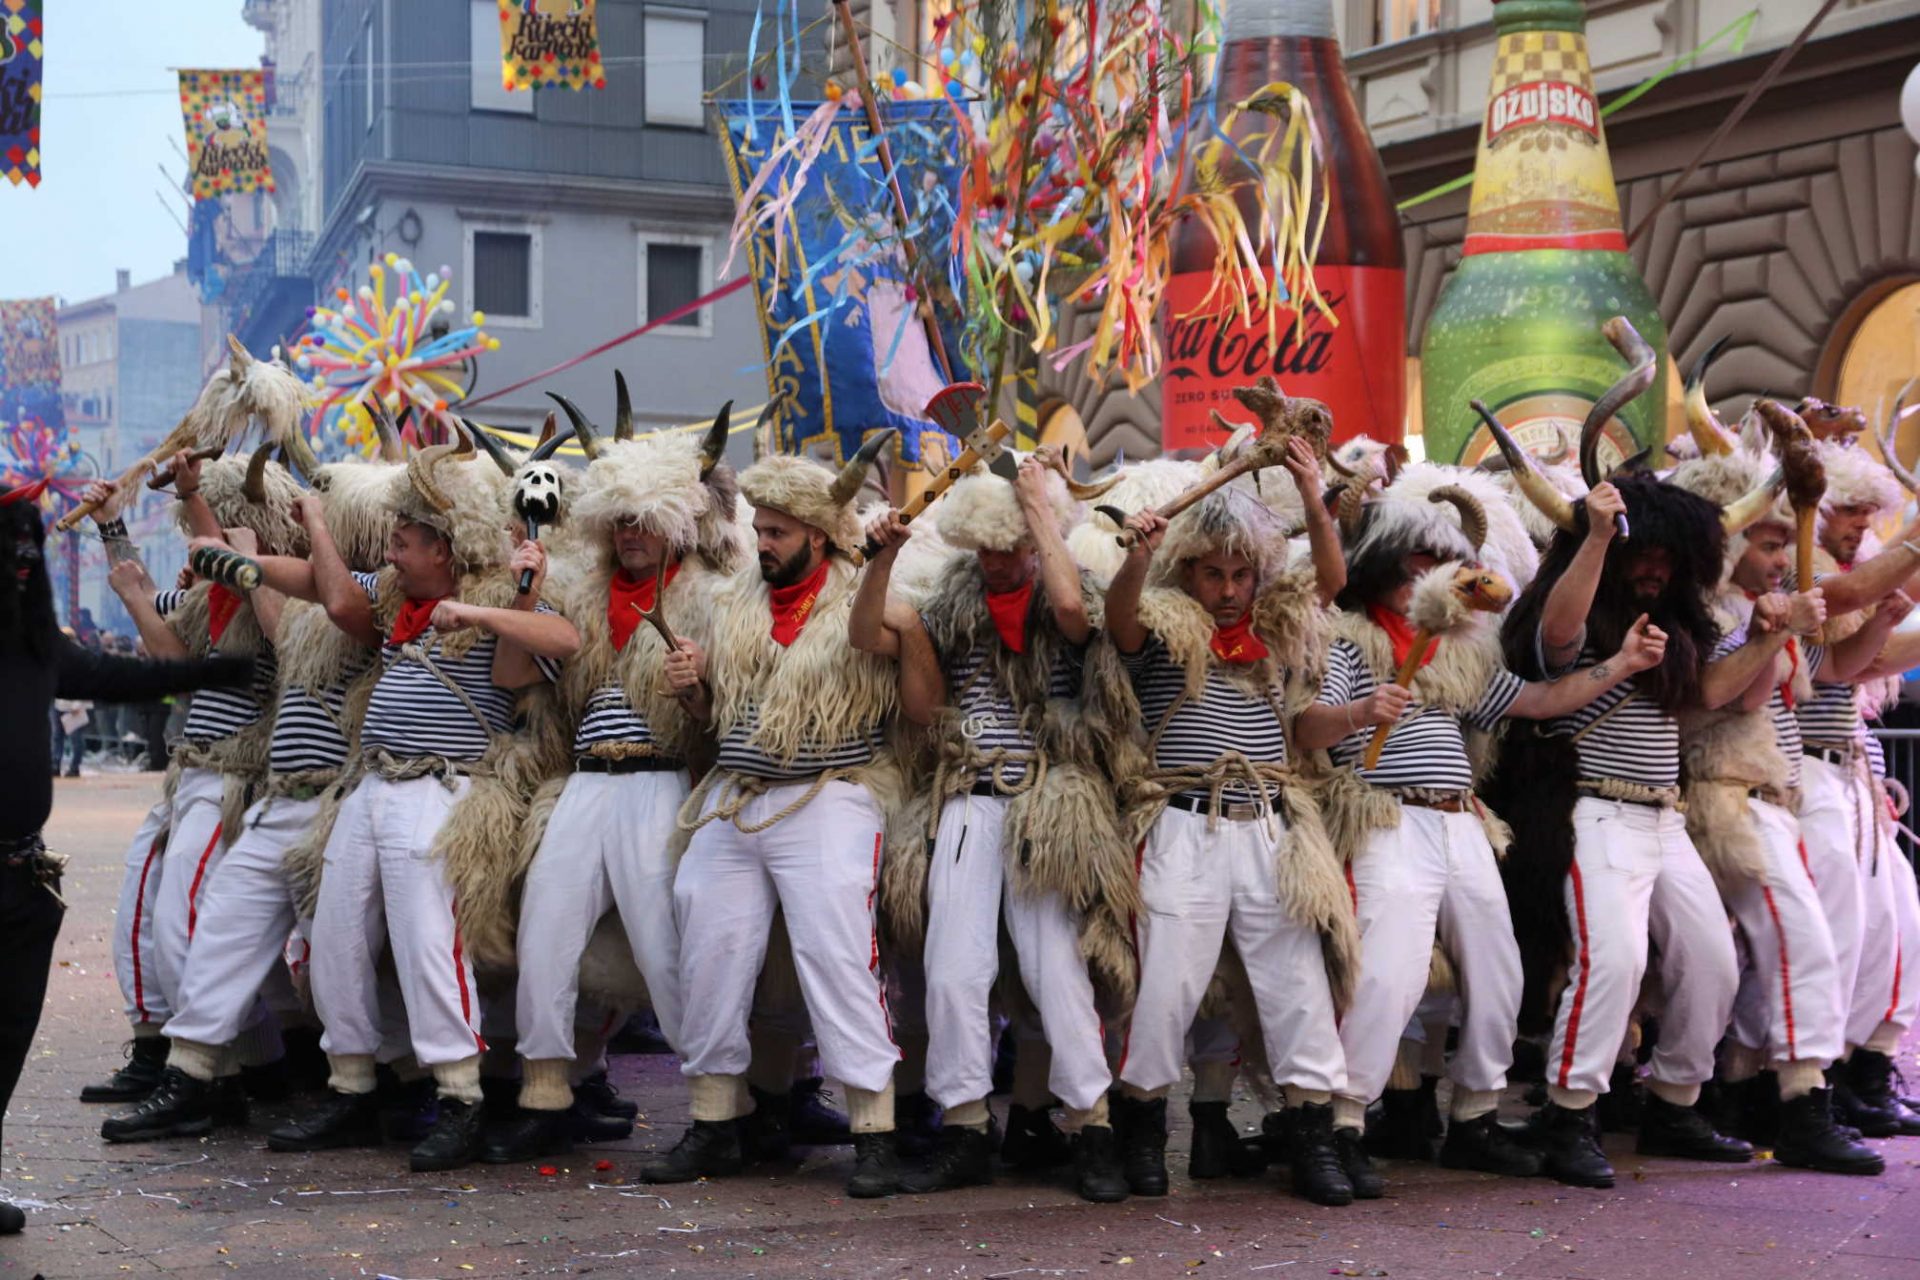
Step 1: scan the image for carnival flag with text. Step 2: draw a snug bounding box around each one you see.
[0,297,63,431]
[499,0,605,91]
[179,69,273,198]
[0,0,43,188]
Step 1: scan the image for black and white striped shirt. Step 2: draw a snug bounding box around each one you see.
[572,682,655,755]
[714,704,884,781]
[270,663,370,774]
[1119,637,1289,800]
[357,574,561,763]
[1316,637,1524,790]
[155,589,276,746]
[1537,636,1681,789]
[940,643,1080,787]
[1711,628,1825,792]
[1781,567,1867,749]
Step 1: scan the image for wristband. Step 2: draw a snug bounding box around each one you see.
[96,518,128,542]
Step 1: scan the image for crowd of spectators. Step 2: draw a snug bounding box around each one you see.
[49,608,179,776]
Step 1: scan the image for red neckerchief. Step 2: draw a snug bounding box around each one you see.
[389,595,447,646]
[985,579,1034,654]
[1743,588,1800,708]
[1209,611,1270,664]
[1367,603,1437,670]
[1,479,48,505]
[609,562,680,652]
[207,585,243,645]
[768,559,830,647]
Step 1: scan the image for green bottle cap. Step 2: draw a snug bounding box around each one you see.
[1494,0,1588,36]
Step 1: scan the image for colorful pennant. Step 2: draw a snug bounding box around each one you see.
[178,68,274,199]
[0,297,61,432]
[0,0,43,188]
[499,0,606,91]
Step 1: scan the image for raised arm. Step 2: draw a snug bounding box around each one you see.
[1281,438,1344,606]
[1538,484,1625,668]
[168,450,225,543]
[301,496,380,645]
[1021,456,1091,644]
[107,559,189,660]
[461,541,580,688]
[849,511,910,658]
[1809,524,1920,615]
[1699,592,1818,710]
[1103,511,1167,655]
[57,632,252,703]
[1506,614,1664,720]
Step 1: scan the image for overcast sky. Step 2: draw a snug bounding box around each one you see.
[0,1,262,305]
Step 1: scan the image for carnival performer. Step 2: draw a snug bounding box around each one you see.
[643,436,914,1198]
[850,450,1134,1203]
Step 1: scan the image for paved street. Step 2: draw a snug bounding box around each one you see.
[5,776,1920,1280]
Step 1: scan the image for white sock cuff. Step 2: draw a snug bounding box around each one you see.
[847,1080,896,1134]
[169,1038,222,1083]
[327,1053,377,1096]
[1775,1059,1824,1100]
[433,1054,484,1104]
[1190,1059,1236,1104]
[1547,1085,1597,1110]
[1450,1088,1500,1122]
[1866,1021,1903,1055]
[1332,1095,1366,1132]
[689,1073,748,1122]
[518,1058,573,1111]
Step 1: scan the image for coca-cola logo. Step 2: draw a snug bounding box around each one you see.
[1164,291,1344,382]
[1487,80,1598,143]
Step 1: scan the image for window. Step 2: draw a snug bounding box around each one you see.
[638,233,712,336]
[464,221,543,327]
[1376,0,1445,44]
[644,11,706,129]
[471,0,533,115]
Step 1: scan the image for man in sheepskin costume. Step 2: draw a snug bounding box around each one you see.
[849,449,1135,1203]
[1296,473,1665,1198]
[645,433,912,1198]
[263,429,580,1173]
[479,412,740,1163]
[1103,434,1360,1207]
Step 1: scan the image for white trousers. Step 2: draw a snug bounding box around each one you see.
[1120,808,1344,1097]
[673,780,900,1094]
[515,770,690,1061]
[1799,757,1869,1018]
[1888,846,1920,1033]
[1725,799,1844,1066]
[165,794,322,1051]
[1547,799,1738,1095]
[112,797,173,1027]
[1848,784,1918,1042]
[923,793,1111,1114]
[1339,806,1518,1107]
[151,767,230,1013]
[310,775,484,1071]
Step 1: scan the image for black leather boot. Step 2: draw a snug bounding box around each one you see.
[640,1119,745,1183]
[1001,1102,1072,1170]
[1188,1101,1262,1178]
[1537,1102,1614,1188]
[893,1090,943,1159]
[378,1072,439,1143]
[0,1201,22,1235]
[101,1067,216,1143]
[1256,1109,1290,1166]
[80,1036,169,1103]
[1111,1094,1168,1196]
[1440,1112,1544,1176]
[1774,1087,1886,1175]
[1364,1085,1439,1161]
[741,1085,793,1163]
[569,1087,633,1142]
[1332,1126,1383,1199]
[1071,1125,1129,1203]
[847,1130,902,1198]
[900,1124,995,1193]
[410,1097,485,1172]
[280,1026,330,1094]
[1725,1070,1783,1147]
[1288,1104,1355,1206]
[788,1077,851,1145]
[1836,1051,1920,1137]
[1636,1094,1752,1162]
[1595,1062,1643,1134]
[575,1070,640,1120]
[480,1107,573,1163]
[209,1076,249,1128]
[240,1058,291,1103]
[267,1089,383,1152]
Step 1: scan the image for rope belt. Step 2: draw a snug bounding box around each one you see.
[575,755,685,774]
[362,748,490,790]
[1577,779,1684,810]
[681,766,866,836]
[1391,787,1471,814]
[1139,755,1291,833]
[585,740,667,761]
[263,768,344,802]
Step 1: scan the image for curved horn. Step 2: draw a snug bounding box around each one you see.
[545,392,603,460]
[1721,467,1786,536]
[526,412,576,463]
[1046,448,1124,500]
[699,400,733,479]
[1336,474,1376,542]
[463,418,522,476]
[614,370,635,442]
[1427,484,1488,554]
[1540,424,1572,467]
[406,440,462,514]
[1683,335,1738,457]
[367,399,405,463]
[1580,316,1658,487]
[828,429,898,506]
[241,440,273,505]
[1383,445,1408,485]
[1876,377,1919,495]
[1325,446,1359,479]
[276,423,321,484]
[1472,399,1577,534]
[226,334,253,382]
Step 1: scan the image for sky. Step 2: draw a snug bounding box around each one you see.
[0,1,263,305]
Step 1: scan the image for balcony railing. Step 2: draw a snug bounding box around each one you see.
[224,229,316,338]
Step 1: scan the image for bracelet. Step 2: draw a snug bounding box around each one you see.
[96,518,128,542]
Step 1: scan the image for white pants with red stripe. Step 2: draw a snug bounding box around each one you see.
[1847,791,1914,1043]
[1339,806,1518,1108]
[515,769,690,1062]
[164,794,322,1052]
[1798,757,1869,1018]
[1888,845,1920,1032]
[673,779,900,1095]
[1724,798,1844,1065]
[1121,807,1344,1097]
[151,767,230,1014]
[310,774,484,1072]
[923,792,1111,1115]
[1547,799,1738,1096]
[111,797,173,1028]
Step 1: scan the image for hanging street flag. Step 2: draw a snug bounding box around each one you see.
[499,0,606,91]
[0,297,62,431]
[178,69,273,198]
[0,0,43,188]
[717,98,973,469]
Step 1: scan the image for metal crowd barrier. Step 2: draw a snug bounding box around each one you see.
[1870,728,1920,871]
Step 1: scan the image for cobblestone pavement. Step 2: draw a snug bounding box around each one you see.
[4,776,1919,1279]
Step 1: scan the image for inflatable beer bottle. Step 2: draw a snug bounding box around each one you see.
[1419,0,1668,466]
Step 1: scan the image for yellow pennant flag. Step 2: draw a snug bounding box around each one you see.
[499,0,606,91]
[178,69,273,199]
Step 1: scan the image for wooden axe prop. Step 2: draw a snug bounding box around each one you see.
[849,381,1016,567]
[1362,561,1514,770]
[1100,416,1296,548]
[1754,399,1826,598]
[146,446,229,491]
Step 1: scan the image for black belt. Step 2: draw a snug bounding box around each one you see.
[1165,793,1268,822]
[1804,747,1859,767]
[969,780,1012,798]
[574,756,686,774]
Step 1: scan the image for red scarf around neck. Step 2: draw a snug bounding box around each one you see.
[1209,611,1269,664]
[1368,603,1437,671]
[1742,588,1801,708]
[768,559,830,648]
[985,580,1035,654]
[609,561,681,652]
[206,585,243,645]
[390,594,448,646]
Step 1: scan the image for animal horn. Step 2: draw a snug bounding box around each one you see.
[614,371,634,442]
[241,440,274,504]
[700,400,733,478]
[1336,474,1376,542]
[1472,399,1577,533]
[1046,448,1123,500]
[545,392,603,460]
[367,399,405,462]
[1876,377,1919,495]
[526,412,576,462]
[1427,484,1488,553]
[1580,316,1658,487]
[1683,335,1738,457]
[406,439,462,514]
[462,418,522,476]
[1383,444,1408,485]
[1720,467,1786,536]
[226,334,254,382]
[828,429,898,506]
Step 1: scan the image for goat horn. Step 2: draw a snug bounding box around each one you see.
[1721,467,1785,536]
[462,418,521,476]
[1047,448,1123,500]
[367,399,404,462]
[1427,484,1488,554]
[1683,335,1738,457]
[1336,474,1376,542]
[1472,399,1577,534]
[1325,447,1359,479]
[614,370,634,442]
[277,423,320,484]
[700,400,733,478]
[828,430,897,506]
[241,440,273,505]
[545,392,603,460]
[406,441,462,514]
[1877,377,1919,495]
[1580,316,1658,487]
[526,412,576,462]
[226,334,253,382]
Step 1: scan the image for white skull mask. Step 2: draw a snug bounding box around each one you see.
[514,463,563,525]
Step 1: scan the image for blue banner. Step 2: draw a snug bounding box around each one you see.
[0,0,43,187]
[718,98,973,469]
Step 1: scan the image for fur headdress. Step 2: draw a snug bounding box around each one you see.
[1066,457,1203,585]
[1667,449,1792,584]
[935,458,1077,552]
[1150,487,1292,592]
[737,432,892,555]
[185,447,309,557]
[1338,463,1520,609]
[1818,441,1904,516]
[571,433,708,555]
[395,431,512,572]
[314,459,404,573]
